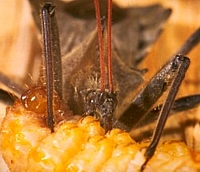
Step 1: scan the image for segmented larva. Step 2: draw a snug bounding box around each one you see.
[0,87,200,171]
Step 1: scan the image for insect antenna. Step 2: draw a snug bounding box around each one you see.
[107,0,113,92]
[88,0,117,132]
[94,0,113,92]
[94,0,106,91]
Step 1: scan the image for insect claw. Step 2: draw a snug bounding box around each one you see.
[47,115,54,133]
[140,158,149,172]
[141,141,157,171]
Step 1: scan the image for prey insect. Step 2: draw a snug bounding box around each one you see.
[0,0,200,171]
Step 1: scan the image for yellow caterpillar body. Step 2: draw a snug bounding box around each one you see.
[0,99,200,171]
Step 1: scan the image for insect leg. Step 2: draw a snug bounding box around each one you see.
[113,55,188,131]
[47,4,63,100]
[41,3,62,132]
[141,55,190,170]
[136,94,200,128]
[113,27,200,131]
[41,3,54,132]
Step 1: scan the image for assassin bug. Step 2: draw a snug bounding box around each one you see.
[0,0,200,171]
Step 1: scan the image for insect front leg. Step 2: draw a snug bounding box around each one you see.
[112,54,190,170]
[141,55,190,170]
[113,55,190,131]
[113,27,200,132]
[113,28,200,170]
[129,28,200,143]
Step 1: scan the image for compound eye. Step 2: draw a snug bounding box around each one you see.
[86,90,96,106]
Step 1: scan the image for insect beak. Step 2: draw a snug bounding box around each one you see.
[85,90,117,132]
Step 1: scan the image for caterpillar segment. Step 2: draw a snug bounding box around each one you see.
[0,87,200,171]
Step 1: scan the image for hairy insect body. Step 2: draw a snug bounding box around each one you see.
[69,63,118,130]
[51,1,172,123]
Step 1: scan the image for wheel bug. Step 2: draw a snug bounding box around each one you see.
[0,0,199,171]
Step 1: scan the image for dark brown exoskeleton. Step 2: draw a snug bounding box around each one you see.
[0,0,200,170]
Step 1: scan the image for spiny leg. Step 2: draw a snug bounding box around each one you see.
[48,5,63,100]
[113,55,190,131]
[112,27,200,170]
[41,3,54,132]
[113,27,200,131]
[141,55,190,170]
[41,3,63,132]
